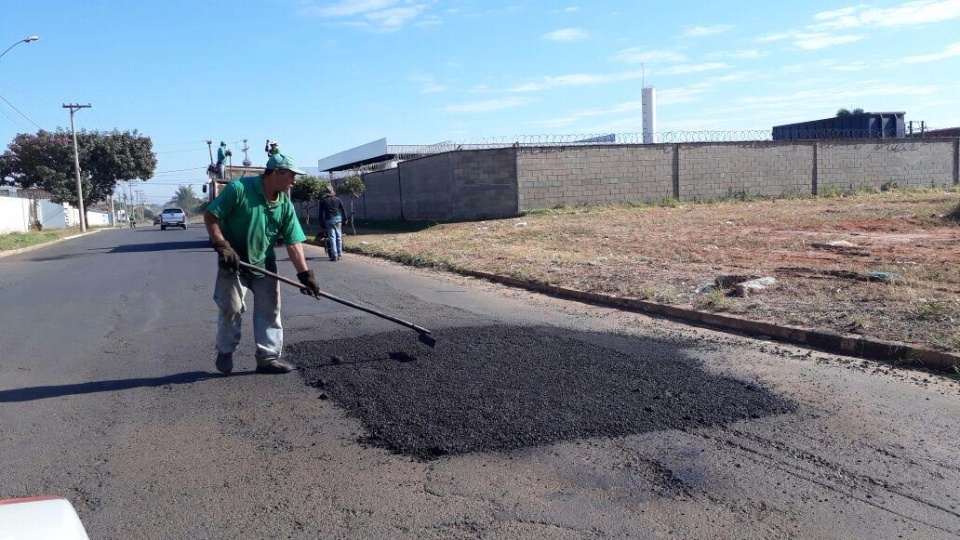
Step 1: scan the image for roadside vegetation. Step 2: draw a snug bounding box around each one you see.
[0,228,88,251]
[342,187,960,352]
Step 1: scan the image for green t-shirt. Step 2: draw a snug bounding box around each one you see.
[207,175,306,276]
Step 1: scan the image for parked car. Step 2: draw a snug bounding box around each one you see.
[153,216,161,225]
[160,208,187,230]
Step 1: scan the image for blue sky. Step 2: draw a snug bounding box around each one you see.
[2,0,959,204]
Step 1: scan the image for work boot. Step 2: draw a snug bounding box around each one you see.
[255,358,296,374]
[215,352,234,374]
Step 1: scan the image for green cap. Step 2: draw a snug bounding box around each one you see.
[266,153,306,175]
[220,141,226,146]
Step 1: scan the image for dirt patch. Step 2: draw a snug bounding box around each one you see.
[346,190,960,353]
[289,326,796,460]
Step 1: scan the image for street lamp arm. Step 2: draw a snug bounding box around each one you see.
[0,35,40,60]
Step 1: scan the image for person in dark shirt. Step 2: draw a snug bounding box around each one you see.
[318,185,346,261]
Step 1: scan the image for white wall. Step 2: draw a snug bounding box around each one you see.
[0,197,32,233]
[38,200,68,229]
[0,197,111,233]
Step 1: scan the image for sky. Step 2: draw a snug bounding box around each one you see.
[2,0,959,205]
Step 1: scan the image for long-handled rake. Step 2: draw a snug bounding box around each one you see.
[237,261,437,348]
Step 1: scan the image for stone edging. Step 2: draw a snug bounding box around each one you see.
[0,228,108,259]
[328,243,960,373]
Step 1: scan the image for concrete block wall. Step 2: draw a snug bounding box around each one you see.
[392,149,518,221]
[397,153,456,220]
[360,169,401,220]
[817,139,956,192]
[449,148,518,220]
[678,142,814,200]
[343,138,959,222]
[517,145,674,211]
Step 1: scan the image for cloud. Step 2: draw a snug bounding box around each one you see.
[411,75,447,93]
[443,97,535,113]
[507,71,646,93]
[308,0,400,17]
[710,49,768,59]
[539,101,643,129]
[683,24,734,37]
[736,82,937,108]
[812,0,960,29]
[903,42,960,62]
[367,6,427,29]
[792,32,866,49]
[612,48,687,64]
[302,0,436,31]
[564,6,580,12]
[758,1,959,51]
[660,62,729,75]
[538,85,713,129]
[542,28,590,42]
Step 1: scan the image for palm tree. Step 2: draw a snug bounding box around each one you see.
[170,185,201,214]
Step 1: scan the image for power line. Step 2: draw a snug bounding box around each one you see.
[0,93,42,129]
[0,104,28,129]
[152,167,206,175]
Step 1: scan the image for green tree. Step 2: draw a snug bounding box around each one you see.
[290,175,328,224]
[0,129,157,224]
[335,175,366,235]
[170,185,202,214]
[836,107,865,117]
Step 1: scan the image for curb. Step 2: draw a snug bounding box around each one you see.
[0,228,108,260]
[331,243,960,373]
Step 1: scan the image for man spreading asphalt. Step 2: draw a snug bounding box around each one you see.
[203,152,322,374]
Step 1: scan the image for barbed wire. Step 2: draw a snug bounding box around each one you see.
[332,129,959,177]
[442,129,947,146]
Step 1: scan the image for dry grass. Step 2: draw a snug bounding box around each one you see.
[346,188,960,352]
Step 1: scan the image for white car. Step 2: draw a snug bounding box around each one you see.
[160,207,187,230]
[0,495,90,539]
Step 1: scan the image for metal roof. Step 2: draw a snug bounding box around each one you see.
[317,138,449,172]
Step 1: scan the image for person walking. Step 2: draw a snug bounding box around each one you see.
[203,152,322,374]
[318,185,346,261]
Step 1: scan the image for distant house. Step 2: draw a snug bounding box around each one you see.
[773,112,906,140]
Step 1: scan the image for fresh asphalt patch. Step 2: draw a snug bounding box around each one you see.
[289,325,797,460]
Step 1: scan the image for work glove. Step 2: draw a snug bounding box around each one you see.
[212,239,240,273]
[297,270,321,297]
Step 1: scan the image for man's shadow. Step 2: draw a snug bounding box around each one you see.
[0,371,256,403]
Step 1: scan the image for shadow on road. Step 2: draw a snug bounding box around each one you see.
[108,240,211,253]
[0,371,256,403]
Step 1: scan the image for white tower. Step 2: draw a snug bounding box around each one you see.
[642,86,657,144]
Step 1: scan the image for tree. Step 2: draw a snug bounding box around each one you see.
[836,107,865,117]
[290,175,328,224]
[170,185,202,214]
[335,175,366,235]
[1,129,157,224]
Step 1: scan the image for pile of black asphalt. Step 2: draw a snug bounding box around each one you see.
[289,325,796,460]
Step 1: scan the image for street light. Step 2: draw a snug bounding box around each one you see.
[0,36,40,60]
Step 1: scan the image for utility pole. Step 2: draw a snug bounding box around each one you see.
[63,103,91,231]
[241,139,251,167]
[109,191,116,227]
[206,140,214,166]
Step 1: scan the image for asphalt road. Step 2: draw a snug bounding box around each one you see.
[0,225,958,539]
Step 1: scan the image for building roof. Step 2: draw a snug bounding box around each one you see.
[317,138,449,172]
